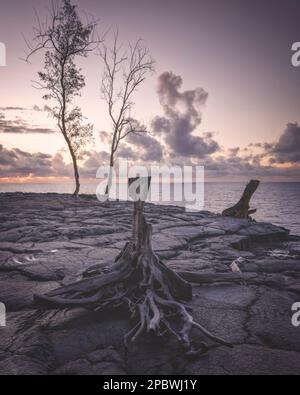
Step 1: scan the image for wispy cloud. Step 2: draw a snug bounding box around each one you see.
[0,107,56,134]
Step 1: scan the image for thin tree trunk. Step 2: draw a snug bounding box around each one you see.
[60,61,80,197]
[70,146,80,197]
[105,150,115,196]
[61,127,80,197]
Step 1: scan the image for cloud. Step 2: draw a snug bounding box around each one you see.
[214,122,300,180]
[118,145,138,160]
[152,72,220,158]
[80,150,110,177]
[203,152,300,180]
[32,105,52,112]
[51,152,73,176]
[0,111,56,134]
[0,144,70,178]
[1,140,299,182]
[0,105,51,112]
[0,144,112,180]
[99,130,110,144]
[99,124,163,162]
[228,147,240,157]
[0,106,27,111]
[269,123,300,164]
[248,142,275,151]
[249,123,300,166]
[123,132,163,161]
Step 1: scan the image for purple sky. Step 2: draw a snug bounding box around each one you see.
[0,0,300,181]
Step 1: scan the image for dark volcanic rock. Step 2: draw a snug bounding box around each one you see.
[0,193,299,375]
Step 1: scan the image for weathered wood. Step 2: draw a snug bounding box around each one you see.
[128,176,151,253]
[222,179,260,219]
[34,176,231,352]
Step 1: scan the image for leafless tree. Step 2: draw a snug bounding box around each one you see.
[25,0,101,196]
[99,31,155,194]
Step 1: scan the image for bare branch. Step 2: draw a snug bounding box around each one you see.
[99,29,155,175]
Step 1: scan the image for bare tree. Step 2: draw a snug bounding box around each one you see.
[25,0,101,196]
[99,31,155,194]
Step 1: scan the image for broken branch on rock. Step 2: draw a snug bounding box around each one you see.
[222,179,260,219]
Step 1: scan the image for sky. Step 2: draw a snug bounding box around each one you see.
[0,0,300,183]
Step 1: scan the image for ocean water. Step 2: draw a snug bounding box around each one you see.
[0,182,299,235]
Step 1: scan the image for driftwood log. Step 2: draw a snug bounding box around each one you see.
[34,177,230,352]
[222,179,260,219]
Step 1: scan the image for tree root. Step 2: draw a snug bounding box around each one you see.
[34,221,231,352]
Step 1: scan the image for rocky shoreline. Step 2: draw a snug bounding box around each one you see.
[0,193,300,375]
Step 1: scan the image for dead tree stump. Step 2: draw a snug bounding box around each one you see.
[34,177,230,352]
[222,179,260,219]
